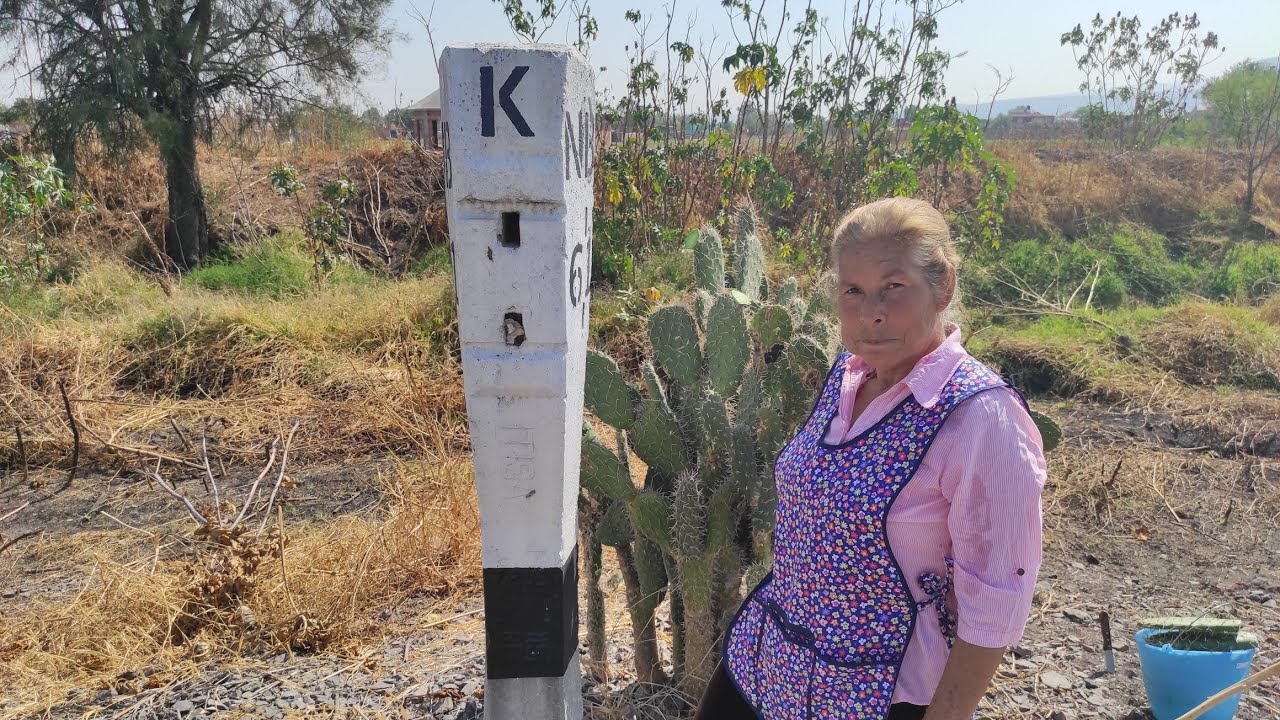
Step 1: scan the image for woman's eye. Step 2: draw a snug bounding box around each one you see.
[844,287,862,295]
[887,283,904,290]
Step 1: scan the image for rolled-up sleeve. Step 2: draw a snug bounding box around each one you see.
[940,387,1047,649]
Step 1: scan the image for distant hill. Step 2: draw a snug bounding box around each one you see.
[962,60,1280,119]
[958,92,1092,120]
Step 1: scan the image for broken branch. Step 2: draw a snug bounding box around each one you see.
[58,379,79,491]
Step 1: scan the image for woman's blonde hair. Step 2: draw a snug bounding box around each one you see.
[830,197,963,325]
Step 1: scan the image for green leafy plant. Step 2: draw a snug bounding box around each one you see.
[269,163,355,286]
[0,154,77,287]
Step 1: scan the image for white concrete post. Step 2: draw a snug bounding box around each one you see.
[441,43,594,720]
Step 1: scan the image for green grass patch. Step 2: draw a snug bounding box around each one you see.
[189,234,378,298]
[970,300,1280,397]
[1207,242,1280,301]
[968,226,1203,310]
[0,283,62,322]
[410,244,453,276]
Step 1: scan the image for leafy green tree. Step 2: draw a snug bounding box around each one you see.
[0,97,36,124]
[385,108,415,131]
[1061,12,1221,148]
[0,0,397,268]
[1203,61,1280,212]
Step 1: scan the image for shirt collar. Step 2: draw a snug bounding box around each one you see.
[844,324,966,409]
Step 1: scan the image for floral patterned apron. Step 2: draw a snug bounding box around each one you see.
[723,352,1015,719]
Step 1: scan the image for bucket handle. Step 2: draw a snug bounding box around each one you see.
[1173,658,1280,720]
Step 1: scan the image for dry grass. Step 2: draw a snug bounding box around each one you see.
[0,457,480,716]
[0,253,480,713]
[1260,294,1280,327]
[1138,304,1280,390]
[988,142,1280,240]
[0,258,463,467]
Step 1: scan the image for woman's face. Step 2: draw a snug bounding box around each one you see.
[835,239,953,375]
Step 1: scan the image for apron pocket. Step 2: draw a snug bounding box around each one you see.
[808,659,899,720]
[756,612,813,720]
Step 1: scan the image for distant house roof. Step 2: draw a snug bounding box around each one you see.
[408,90,441,111]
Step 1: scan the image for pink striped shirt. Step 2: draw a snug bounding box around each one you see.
[821,326,1046,706]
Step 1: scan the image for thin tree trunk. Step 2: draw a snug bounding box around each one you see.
[1245,165,1257,213]
[160,115,209,269]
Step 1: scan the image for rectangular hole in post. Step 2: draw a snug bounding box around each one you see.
[500,212,521,248]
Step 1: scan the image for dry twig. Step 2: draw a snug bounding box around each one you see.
[0,528,43,555]
[57,379,79,491]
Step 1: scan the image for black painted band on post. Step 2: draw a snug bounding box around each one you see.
[482,544,579,679]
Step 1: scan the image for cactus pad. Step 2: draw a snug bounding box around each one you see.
[1030,410,1062,452]
[788,297,809,324]
[706,483,737,554]
[777,277,800,305]
[693,290,715,331]
[581,437,639,503]
[597,501,635,546]
[799,316,836,355]
[743,561,771,589]
[631,398,691,477]
[806,272,837,319]
[785,334,833,385]
[693,229,726,293]
[697,389,734,467]
[752,304,794,349]
[629,490,675,553]
[756,405,793,459]
[736,232,766,303]
[672,471,706,558]
[649,305,702,386]
[585,350,640,429]
[735,370,763,431]
[706,294,751,395]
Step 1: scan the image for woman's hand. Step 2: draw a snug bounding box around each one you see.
[921,638,1006,720]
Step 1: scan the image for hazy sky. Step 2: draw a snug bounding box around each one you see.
[367,0,1280,112]
[1,1,1276,111]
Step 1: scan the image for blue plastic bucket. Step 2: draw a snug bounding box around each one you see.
[1136,627,1256,720]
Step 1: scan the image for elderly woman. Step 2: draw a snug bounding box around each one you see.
[695,197,1047,720]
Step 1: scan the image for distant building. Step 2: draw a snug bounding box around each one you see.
[1008,105,1056,126]
[408,90,442,150]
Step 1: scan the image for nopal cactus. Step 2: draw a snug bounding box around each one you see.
[579,218,838,695]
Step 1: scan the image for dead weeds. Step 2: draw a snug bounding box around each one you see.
[0,262,465,468]
[0,256,480,714]
[0,454,480,717]
[991,142,1280,241]
[1139,304,1280,390]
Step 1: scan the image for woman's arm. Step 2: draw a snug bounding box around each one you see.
[930,388,1048,719]
[921,639,1006,720]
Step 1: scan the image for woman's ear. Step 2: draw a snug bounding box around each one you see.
[936,264,957,310]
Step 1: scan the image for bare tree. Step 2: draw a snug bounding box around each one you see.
[981,64,1015,132]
